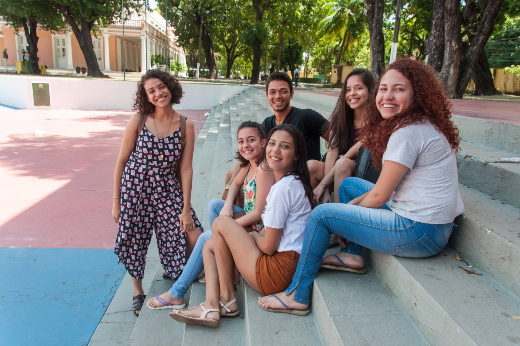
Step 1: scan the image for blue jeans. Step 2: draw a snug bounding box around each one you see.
[285,177,454,304]
[169,198,243,299]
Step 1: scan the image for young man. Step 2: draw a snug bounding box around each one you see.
[262,72,329,161]
[223,72,329,200]
[294,67,300,87]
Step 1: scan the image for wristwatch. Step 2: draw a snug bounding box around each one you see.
[224,184,231,190]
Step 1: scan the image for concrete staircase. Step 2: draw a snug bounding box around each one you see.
[90,86,520,346]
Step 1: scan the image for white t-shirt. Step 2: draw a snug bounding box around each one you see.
[382,121,464,224]
[261,175,312,253]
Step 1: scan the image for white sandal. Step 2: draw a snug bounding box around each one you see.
[169,303,219,327]
[219,298,239,317]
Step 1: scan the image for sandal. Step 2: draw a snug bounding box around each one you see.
[162,272,172,280]
[219,298,239,317]
[169,303,219,327]
[132,294,146,317]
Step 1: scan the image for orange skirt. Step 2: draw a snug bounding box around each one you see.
[255,251,300,296]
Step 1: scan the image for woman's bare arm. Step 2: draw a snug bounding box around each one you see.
[179,117,196,232]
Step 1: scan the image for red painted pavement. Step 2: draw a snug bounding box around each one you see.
[0,109,208,249]
[298,90,520,125]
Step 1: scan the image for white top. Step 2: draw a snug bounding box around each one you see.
[382,121,465,224]
[261,175,312,253]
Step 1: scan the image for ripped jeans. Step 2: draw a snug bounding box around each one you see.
[285,177,454,305]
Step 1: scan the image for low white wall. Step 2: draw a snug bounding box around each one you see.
[0,75,249,110]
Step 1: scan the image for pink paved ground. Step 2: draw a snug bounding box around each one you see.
[298,90,520,125]
[0,109,208,249]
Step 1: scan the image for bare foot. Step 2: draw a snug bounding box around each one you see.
[147,291,184,308]
[177,303,220,322]
[257,291,308,311]
[321,252,364,269]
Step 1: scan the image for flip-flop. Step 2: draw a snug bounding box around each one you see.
[147,296,185,310]
[259,294,309,316]
[320,254,367,273]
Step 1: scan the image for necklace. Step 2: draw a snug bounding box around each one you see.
[153,111,174,138]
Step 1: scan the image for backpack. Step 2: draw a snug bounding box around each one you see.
[135,113,187,181]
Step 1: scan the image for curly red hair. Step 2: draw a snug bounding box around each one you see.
[361,58,460,168]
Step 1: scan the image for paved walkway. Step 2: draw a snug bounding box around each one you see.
[0,109,207,346]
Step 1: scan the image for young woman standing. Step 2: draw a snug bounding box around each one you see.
[112,70,202,316]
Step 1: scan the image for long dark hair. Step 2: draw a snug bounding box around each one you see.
[326,68,375,154]
[265,124,317,209]
[235,121,267,167]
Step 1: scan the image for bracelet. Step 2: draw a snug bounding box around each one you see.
[224,184,231,190]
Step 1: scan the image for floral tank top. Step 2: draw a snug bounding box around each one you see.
[243,166,263,231]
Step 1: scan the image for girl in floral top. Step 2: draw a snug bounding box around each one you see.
[147,121,275,311]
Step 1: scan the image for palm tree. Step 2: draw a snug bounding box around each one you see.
[319,0,365,83]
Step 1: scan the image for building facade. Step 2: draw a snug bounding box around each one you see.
[0,10,186,74]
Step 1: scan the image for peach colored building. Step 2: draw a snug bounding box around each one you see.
[0,10,186,73]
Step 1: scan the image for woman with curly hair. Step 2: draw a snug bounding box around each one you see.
[258,58,465,315]
[112,70,202,316]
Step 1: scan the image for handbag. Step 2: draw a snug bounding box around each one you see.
[354,147,380,184]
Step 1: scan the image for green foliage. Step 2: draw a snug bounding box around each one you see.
[505,65,520,78]
[240,21,269,47]
[151,54,166,66]
[171,59,187,72]
[0,0,65,32]
[486,13,520,68]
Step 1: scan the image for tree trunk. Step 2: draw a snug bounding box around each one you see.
[454,0,503,98]
[438,0,461,98]
[56,5,107,78]
[276,32,283,71]
[251,1,269,85]
[472,51,501,96]
[201,26,217,79]
[364,0,385,81]
[226,47,233,78]
[265,41,268,76]
[337,26,349,65]
[21,18,40,75]
[426,0,445,72]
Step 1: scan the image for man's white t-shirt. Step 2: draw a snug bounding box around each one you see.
[382,121,464,224]
[261,175,312,253]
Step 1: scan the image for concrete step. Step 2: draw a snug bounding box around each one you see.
[243,283,324,346]
[200,102,234,231]
[452,184,520,298]
[129,264,187,346]
[234,94,262,124]
[239,91,272,122]
[191,104,223,227]
[457,141,520,209]
[367,246,520,346]
[309,248,429,346]
[88,236,162,346]
[192,106,217,169]
[229,96,243,163]
[182,279,246,345]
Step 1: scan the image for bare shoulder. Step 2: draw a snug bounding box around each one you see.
[126,113,141,130]
[256,163,275,181]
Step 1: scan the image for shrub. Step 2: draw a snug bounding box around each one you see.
[299,77,322,83]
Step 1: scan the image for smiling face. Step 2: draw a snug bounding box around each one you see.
[345,74,369,110]
[266,129,297,178]
[237,127,266,162]
[376,69,414,119]
[266,80,293,113]
[143,77,172,108]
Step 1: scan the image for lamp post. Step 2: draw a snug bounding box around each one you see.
[165,0,169,73]
[145,0,148,72]
[389,0,403,64]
